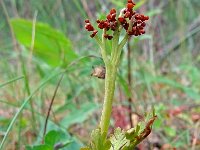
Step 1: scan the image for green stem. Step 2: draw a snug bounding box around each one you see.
[94,35,109,65]
[99,31,129,136]
[114,34,129,65]
[100,64,117,135]
[111,30,120,62]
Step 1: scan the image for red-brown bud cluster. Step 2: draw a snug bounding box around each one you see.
[95,8,118,40]
[119,0,149,36]
[127,0,136,10]
[84,0,149,39]
[127,14,149,36]
[85,19,98,38]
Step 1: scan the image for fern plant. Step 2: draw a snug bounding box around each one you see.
[82,0,157,149]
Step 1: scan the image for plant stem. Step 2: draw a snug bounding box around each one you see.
[127,39,133,128]
[42,74,64,143]
[100,64,117,135]
[99,33,129,136]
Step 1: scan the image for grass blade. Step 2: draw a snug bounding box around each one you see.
[0,76,24,88]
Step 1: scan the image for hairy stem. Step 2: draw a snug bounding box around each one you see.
[99,34,130,135]
[115,34,129,65]
[99,30,129,136]
[100,64,117,135]
[94,35,109,65]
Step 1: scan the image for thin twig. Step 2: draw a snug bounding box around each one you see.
[127,39,133,128]
[42,74,64,142]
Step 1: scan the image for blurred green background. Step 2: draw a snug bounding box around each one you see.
[0,0,200,149]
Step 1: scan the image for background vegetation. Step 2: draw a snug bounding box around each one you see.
[0,0,200,149]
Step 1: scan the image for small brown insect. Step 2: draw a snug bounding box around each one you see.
[91,66,106,79]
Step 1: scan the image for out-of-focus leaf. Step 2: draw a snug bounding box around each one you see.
[26,145,51,150]
[139,34,152,40]
[151,76,180,88]
[44,130,72,147]
[164,127,176,137]
[183,88,200,100]
[110,0,124,7]
[149,76,200,101]
[111,0,146,10]
[134,0,146,10]
[0,117,11,132]
[60,103,98,128]
[146,9,162,17]
[26,130,75,150]
[153,118,162,129]
[118,74,131,97]
[56,85,90,113]
[179,65,200,86]
[11,19,78,67]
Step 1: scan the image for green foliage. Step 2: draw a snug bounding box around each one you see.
[110,127,129,150]
[60,103,98,128]
[109,110,156,150]
[82,128,111,150]
[0,0,200,149]
[141,72,200,101]
[82,110,157,150]
[117,74,131,97]
[111,0,146,10]
[26,130,74,150]
[164,127,176,137]
[11,19,78,67]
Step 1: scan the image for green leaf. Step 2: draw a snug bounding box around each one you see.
[153,118,162,129]
[81,128,112,150]
[82,111,156,150]
[134,0,146,10]
[26,130,74,150]
[164,127,176,137]
[117,74,131,97]
[90,128,111,150]
[44,130,72,147]
[183,87,200,100]
[111,0,146,10]
[11,18,78,67]
[26,145,51,150]
[110,0,124,7]
[125,125,140,141]
[146,8,162,17]
[109,110,157,150]
[60,103,98,128]
[149,76,200,101]
[110,128,128,150]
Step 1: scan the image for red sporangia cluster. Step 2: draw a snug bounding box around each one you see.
[85,0,149,39]
[85,19,98,38]
[126,14,149,36]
